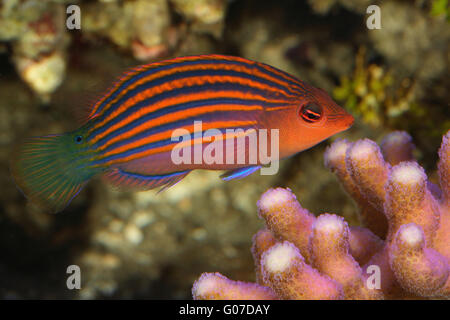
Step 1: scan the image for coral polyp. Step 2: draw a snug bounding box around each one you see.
[192,130,450,299]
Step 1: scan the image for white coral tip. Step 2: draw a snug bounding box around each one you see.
[399,223,424,246]
[391,162,425,185]
[193,273,221,296]
[258,188,294,211]
[325,140,350,165]
[313,214,344,234]
[348,139,378,161]
[263,242,299,273]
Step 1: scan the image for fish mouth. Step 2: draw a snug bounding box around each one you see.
[343,114,354,129]
[327,113,354,131]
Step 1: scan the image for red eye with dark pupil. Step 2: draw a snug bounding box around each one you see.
[300,103,322,123]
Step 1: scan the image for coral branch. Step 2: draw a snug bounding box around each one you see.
[380,131,415,166]
[261,242,343,300]
[325,139,388,237]
[251,229,277,284]
[192,130,450,300]
[348,226,384,265]
[192,272,277,300]
[438,131,450,206]
[389,223,449,297]
[384,162,440,243]
[345,139,390,212]
[309,214,383,299]
[257,188,315,261]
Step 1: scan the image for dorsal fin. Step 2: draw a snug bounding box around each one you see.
[82,64,153,123]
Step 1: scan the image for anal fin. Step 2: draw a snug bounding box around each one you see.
[104,168,191,192]
[220,166,261,181]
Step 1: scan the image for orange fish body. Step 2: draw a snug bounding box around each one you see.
[11,55,353,212]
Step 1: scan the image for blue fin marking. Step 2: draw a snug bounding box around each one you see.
[220,166,261,181]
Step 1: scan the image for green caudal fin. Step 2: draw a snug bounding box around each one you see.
[11,133,99,213]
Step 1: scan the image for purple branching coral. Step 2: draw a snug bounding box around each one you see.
[192,130,450,300]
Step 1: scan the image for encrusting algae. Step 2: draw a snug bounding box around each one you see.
[333,47,417,128]
[192,130,450,299]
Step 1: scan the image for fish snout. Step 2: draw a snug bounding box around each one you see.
[326,110,354,130]
[343,113,354,129]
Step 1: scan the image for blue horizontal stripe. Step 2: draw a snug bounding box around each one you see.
[94,57,276,116]
[88,80,285,143]
[95,58,232,116]
[91,119,255,165]
[93,96,286,149]
[96,68,294,120]
[99,110,255,154]
[116,168,188,180]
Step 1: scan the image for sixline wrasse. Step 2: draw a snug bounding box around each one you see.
[11,54,354,212]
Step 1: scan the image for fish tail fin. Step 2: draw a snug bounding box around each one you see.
[10,134,97,213]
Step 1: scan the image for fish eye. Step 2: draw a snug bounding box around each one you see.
[300,103,322,123]
[75,135,83,144]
